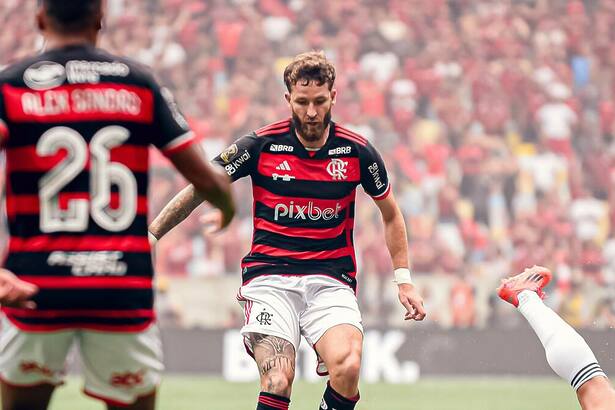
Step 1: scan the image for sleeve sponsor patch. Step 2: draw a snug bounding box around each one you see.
[220,143,239,164]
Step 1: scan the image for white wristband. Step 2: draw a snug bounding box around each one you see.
[394,268,413,285]
[148,231,158,246]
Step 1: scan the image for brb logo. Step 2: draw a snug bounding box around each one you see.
[274,201,342,221]
[326,159,348,180]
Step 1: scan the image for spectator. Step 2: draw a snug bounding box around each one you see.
[2,0,615,329]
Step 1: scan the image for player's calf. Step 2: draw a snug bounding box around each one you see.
[250,334,295,410]
[577,376,615,410]
[498,266,614,409]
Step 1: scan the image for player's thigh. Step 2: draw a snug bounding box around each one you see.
[0,317,74,388]
[300,278,363,350]
[238,276,304,357]
[0,318,74,410]
[300,278,363,375]
[78,325,163,408]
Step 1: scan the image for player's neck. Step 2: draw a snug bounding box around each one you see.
[44,32,98,51]
[296,124,330,150]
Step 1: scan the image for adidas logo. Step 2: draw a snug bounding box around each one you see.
[275,161,291,171]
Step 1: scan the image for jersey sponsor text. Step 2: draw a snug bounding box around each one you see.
[273,201,342,222]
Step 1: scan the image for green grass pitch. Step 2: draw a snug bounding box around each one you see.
[35,376,589,410]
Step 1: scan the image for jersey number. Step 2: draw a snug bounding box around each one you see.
[37,126,137,233]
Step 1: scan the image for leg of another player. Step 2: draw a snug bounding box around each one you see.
[516,289,614,408]
[106,391,156,410]
[249,333,295,410]
[577,376,615,410]
[498,266,615,410]
[315,324,362,410]
[1,382,55,410]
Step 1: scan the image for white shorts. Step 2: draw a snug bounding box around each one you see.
[237,275,363,375]
[0,316,163,406]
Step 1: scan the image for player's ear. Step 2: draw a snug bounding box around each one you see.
[330,88,337,106]
[36,7,46,32]
[284,92,291,104]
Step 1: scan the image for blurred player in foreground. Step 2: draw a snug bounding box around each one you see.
[498,266,615,410]
[0,1,234,409]
[149,51,426,410]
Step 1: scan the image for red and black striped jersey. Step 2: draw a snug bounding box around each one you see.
[0,44,197,331]
[212,119,391,290]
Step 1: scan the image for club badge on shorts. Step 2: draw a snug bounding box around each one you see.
[255,309,273,325]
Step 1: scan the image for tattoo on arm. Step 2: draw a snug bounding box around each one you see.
[149,185,203,239]
[250,334,296,377]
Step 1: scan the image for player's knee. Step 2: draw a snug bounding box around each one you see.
[329,346,362,384]
[261,369,294,397]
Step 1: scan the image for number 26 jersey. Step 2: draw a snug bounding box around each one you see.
[0,44,197,331]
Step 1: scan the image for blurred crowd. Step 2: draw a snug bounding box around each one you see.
[2,0,615,330]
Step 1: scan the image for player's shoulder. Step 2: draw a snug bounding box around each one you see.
[333,122,379,157]
[0,53,45,84]
[253,118,293,139]
[333,123,370,147]
[87,47,157,86]
[0,46,157,89]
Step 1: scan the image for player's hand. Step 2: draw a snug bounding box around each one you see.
[200,209,224,235]
[0,269,38,309]
[398,283,426,321]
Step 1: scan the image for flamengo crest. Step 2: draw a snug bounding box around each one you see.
[326,158,348,180]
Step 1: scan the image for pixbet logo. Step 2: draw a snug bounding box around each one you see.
[274,201,342,221]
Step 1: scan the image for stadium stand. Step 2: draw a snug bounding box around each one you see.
[2,0,615,330]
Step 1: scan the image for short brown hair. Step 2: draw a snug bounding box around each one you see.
[283,51,336,92]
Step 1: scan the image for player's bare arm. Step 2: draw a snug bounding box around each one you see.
[249,333,296,396]
[148,184,203,240]
[374,192,426,321]
[149,145,235,241]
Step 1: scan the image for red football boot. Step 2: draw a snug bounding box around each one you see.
[497,265,553,307]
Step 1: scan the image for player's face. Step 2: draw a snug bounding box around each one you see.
[286,81,336,143]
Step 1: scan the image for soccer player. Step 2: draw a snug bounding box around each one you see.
[0,1,235,410]
[498,266,615,410]
[149,51,426,410]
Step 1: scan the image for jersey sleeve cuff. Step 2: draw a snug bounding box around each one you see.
[371,183,391,201]
[161,131,197,156]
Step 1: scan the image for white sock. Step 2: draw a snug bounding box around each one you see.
[517,290,607,391]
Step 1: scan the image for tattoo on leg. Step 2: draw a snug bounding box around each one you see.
[250,334,296,376]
